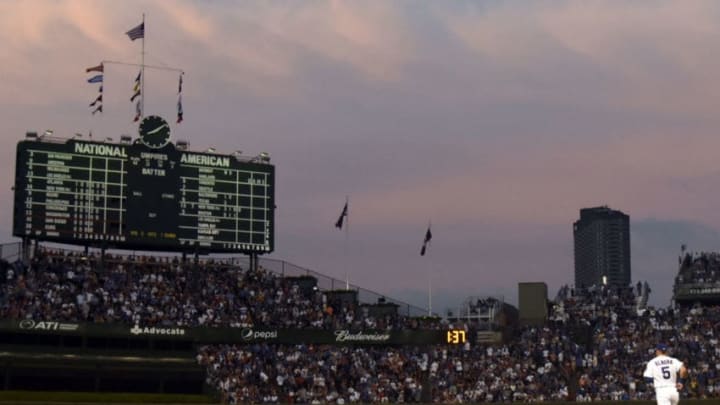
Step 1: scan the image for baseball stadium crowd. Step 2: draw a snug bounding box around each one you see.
[675,251,720,285]
[2,247,720,402]
[198,284,720,403]
[0,249,416,330]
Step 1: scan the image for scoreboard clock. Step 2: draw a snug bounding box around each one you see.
[12,123,275,254]
[139,115,171,149]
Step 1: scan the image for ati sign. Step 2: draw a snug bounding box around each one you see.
[18,320,79,332]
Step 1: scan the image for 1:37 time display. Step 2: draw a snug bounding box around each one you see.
[447,329,467,344]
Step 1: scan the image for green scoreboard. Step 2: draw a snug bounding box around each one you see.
[13,134,275,253]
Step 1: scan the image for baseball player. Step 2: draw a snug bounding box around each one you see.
[643,343,688,405]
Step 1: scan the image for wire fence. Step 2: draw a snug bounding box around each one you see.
[255,257,429,318]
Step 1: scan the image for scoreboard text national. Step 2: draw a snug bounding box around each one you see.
[13,136,275,253]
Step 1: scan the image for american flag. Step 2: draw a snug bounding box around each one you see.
[125,22,144,41]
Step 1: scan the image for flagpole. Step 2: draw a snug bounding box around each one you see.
[428,265,432,317]
[344,195,349,290]
[140,13,145,118]
[426,220,432,316]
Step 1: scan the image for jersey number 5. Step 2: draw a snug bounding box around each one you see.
[662,366,671,379]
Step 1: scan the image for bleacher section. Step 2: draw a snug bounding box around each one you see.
[3,244,720,401]
[675,252,720,304]
[0,245,454,396]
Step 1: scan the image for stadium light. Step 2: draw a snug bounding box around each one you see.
[120,135,132,144]
[251,152,271,163]
[25,131,38,140]
[205,147,216,153]
[176,140,189,150]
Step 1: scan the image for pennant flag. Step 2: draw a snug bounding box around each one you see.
[98,85,103,93]
[91,105,103,115]
[133,100,142,122]
[131,70,141,102]
[89,94,102,107]
[86,63,104,73]
[335,201,348,229]
[177,95,184,124]
[87,75,103,83]
[176,73,184,124]
[420,226,432,256]
[125,22,144,41]
[133,71,141,91]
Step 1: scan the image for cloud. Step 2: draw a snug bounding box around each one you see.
[207,1,412,87]
[337,125,720,230]
[442,1,720,116]
[156,2,212,42]
[0,1,417,105]
[0,1,140,106]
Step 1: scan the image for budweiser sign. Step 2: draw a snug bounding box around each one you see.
[334,330,391,342]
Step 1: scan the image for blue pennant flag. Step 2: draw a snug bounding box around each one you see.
[87,75,103,83]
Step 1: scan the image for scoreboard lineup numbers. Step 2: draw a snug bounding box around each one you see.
[177,166,271,251]
[13,140,274,253]
[20,145,126,242]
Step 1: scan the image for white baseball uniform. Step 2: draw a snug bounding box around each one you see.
[643,354,684,405]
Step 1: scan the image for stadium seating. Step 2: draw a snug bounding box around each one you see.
[198,284,720,403]
[3,249,720,402]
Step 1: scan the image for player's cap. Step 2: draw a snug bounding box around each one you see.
[656,343,668,352]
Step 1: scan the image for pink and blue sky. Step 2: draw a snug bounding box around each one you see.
[3,1,720,310]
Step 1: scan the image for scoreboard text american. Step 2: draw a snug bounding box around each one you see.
[13,139,275,253]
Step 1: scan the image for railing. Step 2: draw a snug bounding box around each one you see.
[244,256,429,318]
[675,282,720,299]
[446,295,504,320]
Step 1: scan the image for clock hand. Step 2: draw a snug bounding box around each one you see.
[147,124,168,135]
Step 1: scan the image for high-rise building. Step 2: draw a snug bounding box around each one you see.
[573,206,631,288]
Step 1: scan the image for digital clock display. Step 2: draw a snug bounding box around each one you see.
[446,329,467,344]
